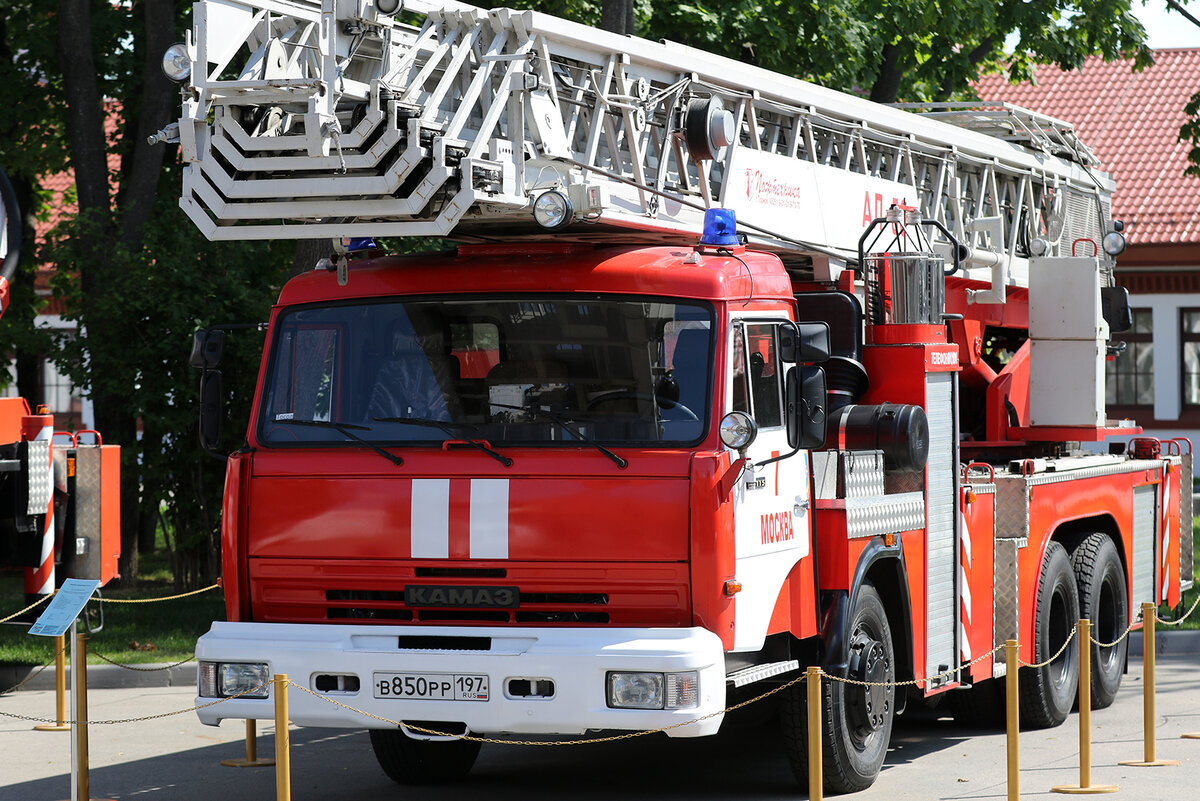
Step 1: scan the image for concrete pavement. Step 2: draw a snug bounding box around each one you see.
[2,654,1200,800]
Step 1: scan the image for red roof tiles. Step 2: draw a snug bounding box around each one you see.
[975,49,1200,246]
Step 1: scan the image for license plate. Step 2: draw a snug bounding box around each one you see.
[373,672,489,701]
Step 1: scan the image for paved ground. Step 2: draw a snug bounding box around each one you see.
[2,653,1200,801]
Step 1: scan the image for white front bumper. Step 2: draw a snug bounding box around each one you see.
[195,622,727,738]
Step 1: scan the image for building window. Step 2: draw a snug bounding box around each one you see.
[1183,309,1200,407]
[1107,309,1153,407]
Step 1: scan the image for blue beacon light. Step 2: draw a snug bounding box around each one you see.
[700,208,739,247]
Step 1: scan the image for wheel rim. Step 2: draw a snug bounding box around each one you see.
[846,629,891,745]
[1048,582,1072,689]
[1096,570,1122,672]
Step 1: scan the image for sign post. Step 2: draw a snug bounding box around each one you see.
[28,578,100,801]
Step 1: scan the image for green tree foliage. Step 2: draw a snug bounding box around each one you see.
[1,1,290,588]
[518,0,1150,103]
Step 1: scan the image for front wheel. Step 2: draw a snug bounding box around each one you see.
[781,583,895,793]
[369,728,481,785]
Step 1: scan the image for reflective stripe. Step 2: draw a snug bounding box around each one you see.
[411,479,450,558]
[470,479,509,559]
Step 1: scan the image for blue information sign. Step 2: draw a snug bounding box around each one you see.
[27,579,101,637]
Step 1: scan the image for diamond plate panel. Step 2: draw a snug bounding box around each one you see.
[842,450,885,498]
[1024,458,1164,485]
[74,446,104,582]
[993,537,1026,673]
[812,452,838,500]
[24,439,52,515]
[845,492,926,539]
[993,475,1031,540]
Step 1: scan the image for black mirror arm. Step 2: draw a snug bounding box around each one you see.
[756,444,801,468]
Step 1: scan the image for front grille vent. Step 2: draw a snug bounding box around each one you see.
[415,567,508,578]
[324,588,610,624]
[397,635,492,651]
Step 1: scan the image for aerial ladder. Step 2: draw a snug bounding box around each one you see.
[163,0,1118,293]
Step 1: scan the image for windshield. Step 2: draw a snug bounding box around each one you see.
[258,296,713,447]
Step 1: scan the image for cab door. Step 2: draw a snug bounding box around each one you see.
[726,317,815,651]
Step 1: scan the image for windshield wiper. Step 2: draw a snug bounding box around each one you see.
[372,416,513,467]
[280,419,403,467]
[488,402,628,469]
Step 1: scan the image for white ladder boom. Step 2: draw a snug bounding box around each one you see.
[169,0,1116,286]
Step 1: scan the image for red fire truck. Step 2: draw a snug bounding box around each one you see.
[161,1,1191,792]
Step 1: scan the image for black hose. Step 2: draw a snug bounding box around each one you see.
[0,166,20,285]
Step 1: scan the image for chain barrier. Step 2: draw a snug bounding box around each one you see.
[286,674,811,745]
[1018,624,1079,670]
[0,644,67,695]
[1154,591,1200,627]
[1089,618,1137,649]
[91,649,196,672]
[1,581,219,622]
[98,583,220,604]
[0,592,52,624]
[827,642,1003,689]
[0,681,268,727]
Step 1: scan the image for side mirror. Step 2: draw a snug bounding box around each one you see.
[779,321,830,364]
[1101,286,1133,333]
[199,370,224,452]
[189,329,226,369]
[786,365,827,450]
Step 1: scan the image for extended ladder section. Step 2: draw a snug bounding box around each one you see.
[170,0,1116,287]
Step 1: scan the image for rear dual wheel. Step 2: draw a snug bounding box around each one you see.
[1021,541,1079,728]
[1071,532,1128,710]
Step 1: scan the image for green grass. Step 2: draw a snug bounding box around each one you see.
[0,567,225,667]
[1166,515,1200,628]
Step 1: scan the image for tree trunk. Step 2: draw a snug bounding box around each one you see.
[58,0,143,584]
[869,43,905,105]
[118,0,177,249]
[600,0,634,35]
[292,239,333,278]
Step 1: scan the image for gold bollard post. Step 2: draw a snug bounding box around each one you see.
[221,719,276,767]
[1120,603,1179,767]
[33,634,69,732]
[1052,619,1118,794]
[76,631,90,801]
[274,674,291,801]
[1006,639,1020,801]
[807,666,823,801]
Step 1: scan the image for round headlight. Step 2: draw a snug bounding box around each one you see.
[719,411,757,451]
[376,0,403,14]
[532,190,573,230]
[161,43,191,83]
[1102,231,1127,257]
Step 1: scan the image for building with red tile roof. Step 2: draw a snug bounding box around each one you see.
[977,49,1200,438]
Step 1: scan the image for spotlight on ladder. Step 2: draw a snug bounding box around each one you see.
[533,190,574,230]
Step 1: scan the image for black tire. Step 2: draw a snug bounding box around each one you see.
[1070,533,1128,710]
[1020,541,1080,728]
[781,584,895,794]
[369,728,481,785]
[948,678,1006,729]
